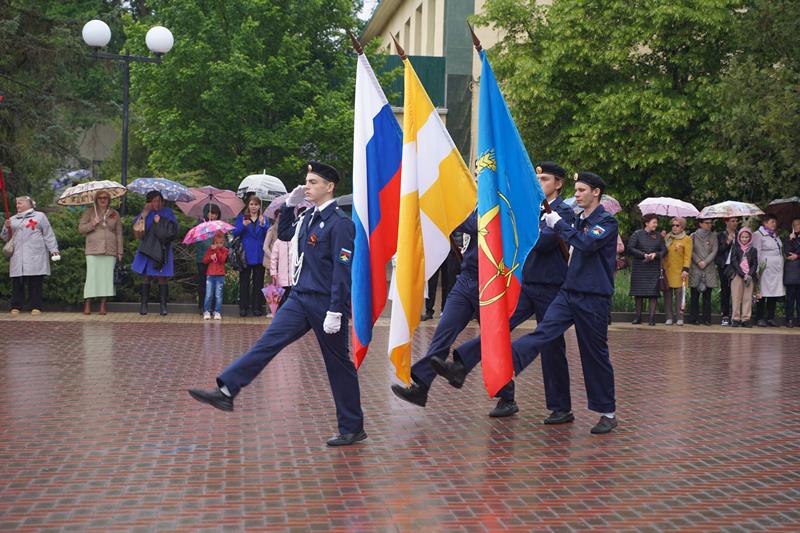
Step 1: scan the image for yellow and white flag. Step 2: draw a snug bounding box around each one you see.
[388,58,477,383]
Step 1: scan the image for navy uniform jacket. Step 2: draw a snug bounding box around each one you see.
[523,196,575,287]
[278,202,354,315]
[553,204,618,296]
[456,210,479,279]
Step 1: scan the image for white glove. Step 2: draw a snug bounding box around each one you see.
[323,311,342,334]
[542,211,561,229]
[286,185,306,207]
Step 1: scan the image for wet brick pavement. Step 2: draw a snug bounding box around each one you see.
[1,313,799,531]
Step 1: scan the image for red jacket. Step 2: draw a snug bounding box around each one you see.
[202,246,229,276]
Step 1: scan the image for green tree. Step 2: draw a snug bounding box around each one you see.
[125,0,363,194]
[0,1,125,202]
[709,0,800,203]
[475,0,746,231]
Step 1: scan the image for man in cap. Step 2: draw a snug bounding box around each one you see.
[435,171,619,434]
[188,161,366,446]
[431,162,576,421]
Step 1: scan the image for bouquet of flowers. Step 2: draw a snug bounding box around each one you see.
[262,282,285,315]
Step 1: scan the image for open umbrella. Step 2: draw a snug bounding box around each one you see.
[176,186,244,220]
[261,283,285,315]
[182,220,236,245]
[698,201,764,219]
[766,197,800,229]
[265,192,313,220]
[563,194,622,215]
[637,197,699,217]
[237,173,287,201]
[127,177,194,202]
[57,180,127,206]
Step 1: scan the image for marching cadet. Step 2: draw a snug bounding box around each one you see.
[432,162,576,421]
[390,209,522,415]
[188,161,366,446]
[435,171,620,434]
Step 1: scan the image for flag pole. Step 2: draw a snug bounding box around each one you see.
[468,24,569,261]
[390,35,408,60]
[347,30,364,55]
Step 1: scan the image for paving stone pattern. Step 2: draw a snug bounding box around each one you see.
[1,315,798,531]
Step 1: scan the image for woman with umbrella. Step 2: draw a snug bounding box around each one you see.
[131,190,178,316]
[232,193,269,316]
[78,190,124,315]
[627,213,667,325]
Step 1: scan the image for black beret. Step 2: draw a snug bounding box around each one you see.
[573,171,605,193]
[307,160,340,184]
[535,161,566,179]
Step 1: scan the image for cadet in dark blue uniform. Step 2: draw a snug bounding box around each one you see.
[432,162,576,421]
[188,161,366,446]
[391,209,521,415]
[436,171,619,434]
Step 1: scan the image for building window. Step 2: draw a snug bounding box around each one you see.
[414,4,422,55]
[427,0,436,55]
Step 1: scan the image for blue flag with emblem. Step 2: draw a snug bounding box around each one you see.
[475,49,545,396]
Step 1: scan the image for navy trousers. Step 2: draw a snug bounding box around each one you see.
[410,275,482,385]
[454,283,569,410]
[511,289,616,414]
[217,291,363,434]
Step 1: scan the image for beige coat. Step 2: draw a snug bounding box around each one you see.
[78,207,123,257]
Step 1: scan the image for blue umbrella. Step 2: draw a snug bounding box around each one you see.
[127,177,194,202]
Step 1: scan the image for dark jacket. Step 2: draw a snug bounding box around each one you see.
[784,235,800,285]
[554,205,619,296]
[716,231,736,268]
[454,210,478,280]
[627,229,667,297]
[729,245,758,281]
[523,196,575,287]
[138,217,178,269]
[278,202,354,315]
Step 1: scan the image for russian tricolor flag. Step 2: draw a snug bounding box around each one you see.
[351,53,403,368]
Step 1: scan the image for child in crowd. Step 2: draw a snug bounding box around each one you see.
[202,231,229,320]
[729,227,758,327]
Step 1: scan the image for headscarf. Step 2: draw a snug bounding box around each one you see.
[738,227,753,275]
[759,224,775,237]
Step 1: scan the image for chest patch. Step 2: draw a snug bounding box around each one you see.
[338,248,352,265]
[589,225,606,238]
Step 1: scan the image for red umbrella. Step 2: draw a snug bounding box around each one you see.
[176,186,244,220]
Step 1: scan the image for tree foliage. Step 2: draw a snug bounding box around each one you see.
[125,0,362,193]
[0,1,125,202]
[475,0,798,232]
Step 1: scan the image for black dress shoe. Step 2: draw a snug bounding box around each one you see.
[766,319,779,327]
[544,410,575,425]
[489,398,519,418]
[420,311,433,321]
[631,317,642,325]
[742,321,752,328]
[648,318,656,326]
[591,415,618,434]
[429,355,466,389]
[757,319,768,327]
[252,309,263,317]
[390,382,428,407]
[731,321,741,328]
[239,307,248,317]
[188,388,233,412]
[326,430,367,446]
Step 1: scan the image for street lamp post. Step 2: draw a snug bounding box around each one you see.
[82,20,173,215]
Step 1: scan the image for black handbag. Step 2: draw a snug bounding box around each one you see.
[114,262,130,285]
[227,236,248,271]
